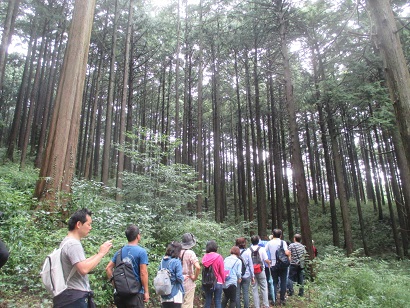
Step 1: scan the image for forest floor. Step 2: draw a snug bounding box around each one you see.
[0,290,311,307]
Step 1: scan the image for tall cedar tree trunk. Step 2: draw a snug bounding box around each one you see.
[372,119,385,220]
[245,114,254,223]
[0,0,21,107]
[345,115,369,256]
[269,76,284,231]
[34,0,96,204]
[361,129,376,207]
[367,131,383,214]
[311,41,340,247]
[245,54,256,223]
[77,63,93,177]
[253,35,267,237]
[383,129,409,257]
[376,129,402,258]
[280,114,292,234]
[366,0,410,172]
[267,114,276,230]
[304,112,318,204]
[124,26,135,173]
[6,26,35,161]
[101,0,119,184]
[234,50,247,221]
[196,0,204,217]
[325,100,354,255]
[35,20,66,168]
[18,43,36,153]
[20,23,47,170]
[312,115,325,210]
[390,125,410,255]
[279,4,313,254]
[182,1,189,166]
[116,0,133,199]
[211,39,222,223]
[174,0,182,163]
[382,129,406,257]
[84,55,103,179]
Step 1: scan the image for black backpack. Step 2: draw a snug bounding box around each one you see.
[202,264,216,289]
[112,248,141,296]
[238,249,247,277]
[275,241,290,269]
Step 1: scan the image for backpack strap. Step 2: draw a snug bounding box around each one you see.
[60,239,78,284]
[161,257,171,270]
[232,258,238,269]
[180,250,187,263]
[115,247,124,266]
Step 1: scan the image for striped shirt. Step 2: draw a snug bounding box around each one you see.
[288,242,306,265]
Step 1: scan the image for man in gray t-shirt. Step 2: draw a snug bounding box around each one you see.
[60,237,90,292]
[53,208,113,308]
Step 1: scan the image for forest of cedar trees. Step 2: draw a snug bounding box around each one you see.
[1,0,410,271]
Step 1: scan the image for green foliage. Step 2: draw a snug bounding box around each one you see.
[1,159,410,307]
[313,251,410,307]
[120,128,200,223]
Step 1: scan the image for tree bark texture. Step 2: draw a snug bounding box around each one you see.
[34,0,97,205]
[366,0,410,172]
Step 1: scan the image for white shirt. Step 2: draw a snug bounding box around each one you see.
[265,238,289,265]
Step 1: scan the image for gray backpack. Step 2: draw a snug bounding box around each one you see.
[154,259,172,296]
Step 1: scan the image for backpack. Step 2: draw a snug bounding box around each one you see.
[275,240,290,269]
[154,259,172,296]
[238,250,247,277]
[112,248,141,297]
[40,240,76,297]
[202,264,216,289]
[250,246,263,274]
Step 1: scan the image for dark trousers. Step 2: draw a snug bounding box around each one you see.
[57,297,88,308]
[161,302,181,308]
[271,266,288,302]
[288,264,304,296]
[222,284,237,308]
[114,293,145,308]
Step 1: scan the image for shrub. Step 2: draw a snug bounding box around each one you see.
[313,250,410,307]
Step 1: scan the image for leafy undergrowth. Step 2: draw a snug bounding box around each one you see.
[1,160,409,307]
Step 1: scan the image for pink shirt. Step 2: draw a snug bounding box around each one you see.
[180,249,199,293]
[202,252,225,284]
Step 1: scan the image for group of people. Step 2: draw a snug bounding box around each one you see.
[47,208,199,308]
[202,229,307,308]
[38,208,309,308]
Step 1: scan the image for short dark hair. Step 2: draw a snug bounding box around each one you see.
[294,234,302,243]
[235,237,246,249]
[67,208,92,231]
[205,240,218,253]
[273,229,282,238]
[165,241,182,258]
[251,235,260,246]
[125,225,140,242]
